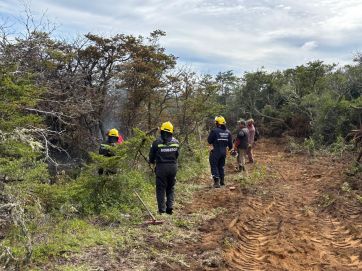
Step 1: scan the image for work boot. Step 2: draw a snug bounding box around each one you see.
[238,165,245,172]
[166,208,173,215]
[158,210,166,215]
[213,177,221,188]
[220,177,225,186]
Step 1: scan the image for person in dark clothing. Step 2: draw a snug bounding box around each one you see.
[98,128,122,175]
[149,121,179,215]
[208,116,233,188]
[233,119,249,172]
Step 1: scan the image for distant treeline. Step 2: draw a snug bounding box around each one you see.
[1,17,361,159]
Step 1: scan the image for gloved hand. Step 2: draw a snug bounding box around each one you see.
[230,149,238,157]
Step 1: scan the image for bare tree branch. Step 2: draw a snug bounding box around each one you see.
[24,107,74,125]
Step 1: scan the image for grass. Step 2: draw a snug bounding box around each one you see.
[1,144,213,270]
[223,236,236,250]
[30,264,93,271]
[341,181,352,193]
[47,264,94,271]
[319,193,336,208]
[30,218,140,265]
[33,156,210,270]
[232,163,268,187]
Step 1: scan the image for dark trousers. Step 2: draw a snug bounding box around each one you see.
[155,163,177,212]
[209,151,226,180]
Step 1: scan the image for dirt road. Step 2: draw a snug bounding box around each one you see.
[179,139,362,271]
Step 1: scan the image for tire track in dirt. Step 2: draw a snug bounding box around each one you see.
[223,140,362,271]
[226,200,277,270]
[178,139,362,271]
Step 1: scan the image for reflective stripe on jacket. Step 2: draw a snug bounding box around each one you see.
[149,137,180,164]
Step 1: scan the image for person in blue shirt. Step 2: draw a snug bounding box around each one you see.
[207,116,233,188]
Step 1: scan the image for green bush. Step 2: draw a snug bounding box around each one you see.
[328,136,354,157]
[285,137,304,154]
[303,137,318,156]
[75,170,153,215]
[30,130,209,219]
[31,219,120,264]
[1,124,211,269]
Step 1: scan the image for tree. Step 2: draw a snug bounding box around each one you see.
[172,70,221,147]
[0,65,48,182]
[0,65,48,268]
[118,30,177,134]
[215,70,239,106]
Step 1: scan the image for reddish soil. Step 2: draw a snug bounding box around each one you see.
[174,139,362,271]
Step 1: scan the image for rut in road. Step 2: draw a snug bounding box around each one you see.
[224,141,362,271]
[182,139,362,271]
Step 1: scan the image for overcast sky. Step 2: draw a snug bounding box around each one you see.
[1,0,362,74]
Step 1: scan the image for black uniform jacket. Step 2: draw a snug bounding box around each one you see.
[149,137,180,164]
[207,127,233,156]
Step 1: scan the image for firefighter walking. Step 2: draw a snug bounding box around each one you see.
[208,116,233,188]
[149,122,179,215]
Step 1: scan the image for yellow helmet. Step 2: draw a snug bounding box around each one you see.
[215,116,226,125]
[160,121,174,134]
[108,128,119,137]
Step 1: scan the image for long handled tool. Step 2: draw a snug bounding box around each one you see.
[134,190,163,226]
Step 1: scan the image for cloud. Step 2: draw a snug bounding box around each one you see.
[301,41,318,50]
[0,0,361,74]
